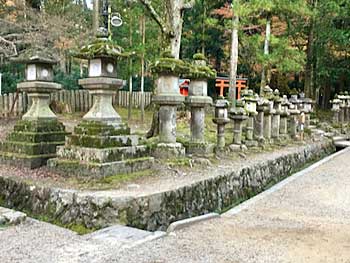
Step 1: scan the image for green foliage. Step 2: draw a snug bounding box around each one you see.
[0,63,25,94]
[53,66,86,90]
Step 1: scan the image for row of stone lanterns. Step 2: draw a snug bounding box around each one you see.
[211,90,314,150]
[0,45,315,174]
[330,92,350,126]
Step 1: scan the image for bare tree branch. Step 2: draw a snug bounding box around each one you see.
[182,0,196,9]
[138,0,170,35]
[0,36,17,57]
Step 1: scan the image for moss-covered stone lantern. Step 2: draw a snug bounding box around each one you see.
[48,38,154,177]
[330,95,341,124]
[150,51,188,159]
[271,89,283,141]
[0,52,67,168]
[184,53,215,155]
[262,86,275,143]
[288,100,300,139]
[338,93,347,124]
[242,90,258,147]
[213,97,230,151]
[280,95,290,139]
[229,99,248,148]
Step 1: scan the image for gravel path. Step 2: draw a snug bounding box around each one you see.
[111,148,350,263]
[0,148,349,263]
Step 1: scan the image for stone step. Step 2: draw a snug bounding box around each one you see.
[0,151,56,168]
[47,156,154,178]
[74,123,130,137]
[7,131,67,143]
[67,134,140,149]
[334,140,350,149]
[0,140,63,156]
[0,207,27,226]
[14,120,65,133]
[57,145,150,163]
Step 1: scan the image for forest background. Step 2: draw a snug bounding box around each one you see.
[0,0,349,108]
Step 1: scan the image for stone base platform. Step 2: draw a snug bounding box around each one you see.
[0,120,67,169]
[152,143,186,159]
[185,142,214,156]
[244,140,259,148]
[48,156,154,178]
[48,121,154,177]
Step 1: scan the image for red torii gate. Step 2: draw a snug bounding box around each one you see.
[215,77,248,99]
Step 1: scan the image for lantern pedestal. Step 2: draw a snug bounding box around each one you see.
[48,77,154,177]
[0,82,67,169]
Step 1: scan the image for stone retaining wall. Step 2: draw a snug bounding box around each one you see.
[0,139,335,231]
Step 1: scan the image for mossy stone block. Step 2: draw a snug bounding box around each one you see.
[67,134,132,148]
[48,157,154,178]
[14,120,65,133]
[8,131,67,143]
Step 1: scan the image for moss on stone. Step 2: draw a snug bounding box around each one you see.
[14,120,65,133]
[150,58,189,75]
[73,38,127,60]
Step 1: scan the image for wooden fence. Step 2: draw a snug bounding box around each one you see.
[0,90,153,118]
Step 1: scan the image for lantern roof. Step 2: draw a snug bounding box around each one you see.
[11,49,57,65]
[74,37,126,60]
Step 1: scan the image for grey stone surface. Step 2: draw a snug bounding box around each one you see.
[152,142,185,159]
[0,207,26,226]
[166,213,220,233]
[17,81,61,121]
[79,77,124,128]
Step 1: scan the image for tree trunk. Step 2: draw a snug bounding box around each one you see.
[228,12,239,108]
[304,0,317,99]
[166,0,184,59]
[93,0,100,35]
[140,15,146,123]
[260,14,271,94]
[128,12,133,121]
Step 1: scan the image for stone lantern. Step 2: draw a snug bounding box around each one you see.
[262,86,275,143]
[242,90,258,147]
[338,94,347,124]
[271,89,282,141]
[229,99,248,148]
[254,97,267,144]
[0,52,67,168]
[185,54,215,156]
[288,102,300,139]
[151,51,187,158]
[280,95,290,139]
[345,92,350,123]
[48,38,154,177]
[213,97,230,150]
[303,98,313,128]
[330,96,341,124]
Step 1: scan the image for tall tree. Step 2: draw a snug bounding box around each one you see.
[138,0,195,58]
